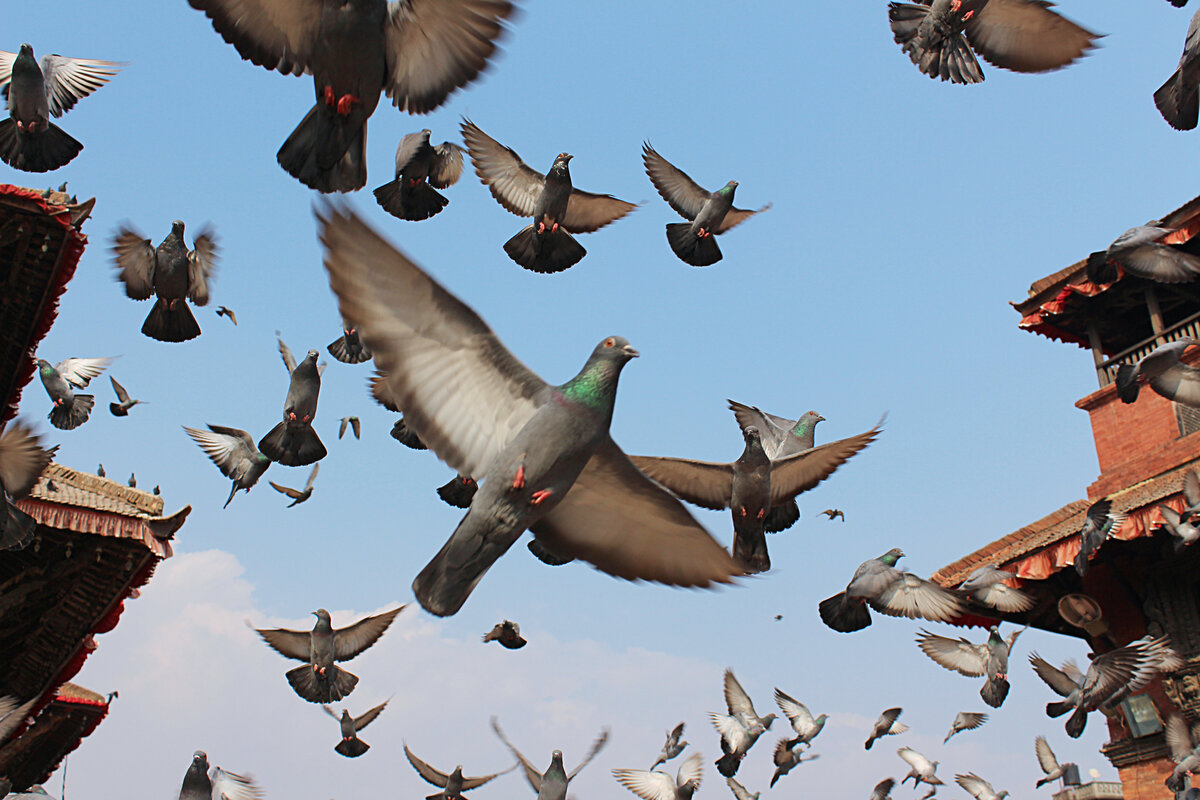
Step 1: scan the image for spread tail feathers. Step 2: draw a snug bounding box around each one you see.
[818,592,872,633]
[0,119,83,172]
[326,336,371,364]
[50,395,94,430]
[436,475,477,509]
[763,500,800,533]
[1065,706,1088,738]
[1046,699,1073,719]
[980,676,1010,708]
[0,499,36,550]
[285,663,358,703]
[373,178,449,221]
[1115,363,1141,404]
[334,737,370,758]
[732,525,770,574]
[504,225,586,274]
[715,752,741,778]
[528,536,574,566]
[888,2,984,84]
[665,222,722,267]
[1155,68,1199,131]
[142,299,201,342]
[277,103,367,194]
[258,421,326,467]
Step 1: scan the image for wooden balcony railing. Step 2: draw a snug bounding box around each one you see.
[1095,308,1200,387]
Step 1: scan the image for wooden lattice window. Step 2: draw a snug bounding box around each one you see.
[1177,402,1200,438]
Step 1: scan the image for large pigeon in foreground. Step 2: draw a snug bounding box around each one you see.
[820,548,963,633]
[113,221,217,342]
[1086,225,1200,284]
[317,204,740,616]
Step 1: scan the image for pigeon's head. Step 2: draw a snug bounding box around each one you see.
[192,750,208,767]
[742,426,762,446]
[18,43,33,57]
[450,766,465,780]
[718,181,739,197]
[305,349,320,363]
[761,713,777,728]
[592,336,638,364]
[550,153,573,175]
[313,608,332,623]
[879,547,904,565]
[421,128,432,138]
[801,411,825,424]
[171,220,185,235]
[35,358,52,373]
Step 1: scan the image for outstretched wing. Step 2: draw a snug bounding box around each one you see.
[915,630,988,676]
[568,727,610,779]
[332,605,406,661]
[53,357,111,389]
[39,53,122,117]
[186,0,322,76]
[461,119,546,218]
[112,226,155,300]
[642,142,710,221]
[188,226,218,306]
[628,454,735,511]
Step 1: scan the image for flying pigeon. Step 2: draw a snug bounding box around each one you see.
[1165,714,1200,792]
[37,356,111,430]
[820,548,964,633]
[461,119,638,273]
[915,626,1024,707]
[613,750,703,800]
[0,44,121,172]
[259,337,327,467]
[404,743,516,799]
[864,708,908,750]
[641,143,769,267]
[1086,226,1200,284]
[1117,339,1200,408]
[177,751,262,800]
[821,508,845,521]
[113,221,217,342]
[269,463,319,507]
[1034,736,1075,788]
[491,716,609,800]
[374,129,466,220]
[955,772,1009,800]
[727,401,823,461]
[184,424,272,507]
[1161,504,1200,551]
[0,695,38,742]
[187,0,515,193]
[887,0,1097,85]
[437,474,478,508]
[870,778,896,800]
[328,322,372,364]
[955,565,1033,612]
[108,375,145,416]
[943,712,988,744]
[1073,499,1126,576]
[651,722,688,770]
[774,688,827,749]
[1182,469,1200,521]
[710,669,776,777]
[632,420,881,573]
[0,421,55,550]
[339,416,361,440]
[769,740,819,787]
[321,699,388,757]
[1157,7,1200,130]
[216,305,237,325]
[725,777,759,800]
[482,619,526,649]
[897,747,944,798]
[318,204,740,616]
[254,605,404,703]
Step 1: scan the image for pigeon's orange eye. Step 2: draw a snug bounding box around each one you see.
[604,338,614,347]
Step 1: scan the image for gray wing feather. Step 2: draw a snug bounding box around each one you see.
[331,605,405,661]
[768,421,882,505]
[642,143,710,221]
[187,0,322,75]
[112,227,156,300]
[627,454,736,510]
[461,119,546,217]
[430,142,466,187]
[188,227,218,306]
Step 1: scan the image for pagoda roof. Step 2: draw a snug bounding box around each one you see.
[0,682,110,790]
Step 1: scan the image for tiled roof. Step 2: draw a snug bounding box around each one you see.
[0,681,110,789]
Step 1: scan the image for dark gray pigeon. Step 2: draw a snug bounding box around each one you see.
[1034,736,1074,788]
[404,743,516,799]
[254,605,404,703]
[108,375,145,416]
[1166,714,1200,792]
[642,144,769,267]
[915,626,1024,707]
[259,337,327,467]
[269,463,319,507]
[437,474,478,508]
[613,751,703,800]
[216,305,238,325]
[184,424,272,507]
[321,699,388,757]
[1158,7,1200,130]
[870,778,896,800]
[328,321,372,364]
[97,463,105,478]
[887,0,1097,85]
[651,722,687,770]
[113,221,217,342]
[374,129,466,220]
[1086,226,1200,284]
[37,356,111,430]
[770,740,818,787]
[482,619,526,649]
[188,0,515,193]
[128,472,136,488]
[0,421,55,550]
[491,716,609,800]
[0,44,121,172]
[820,548,964,633]
[864,708,908,750]
[318,204,740,617]
[943,711,987,744]
[710,669,776,777]
[1116,339,1200,407]
[1073,499,1125,576]
[955,565,1033,612]
[339,415,361,440]
[178,751,262,800]
[462,119,638,273]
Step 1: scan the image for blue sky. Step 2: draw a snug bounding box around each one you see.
[5,0,1198,797]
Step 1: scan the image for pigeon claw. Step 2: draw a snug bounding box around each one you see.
[288,411,297,421]
[335,94,359,115]
[963,9,974,19]
[529,489,553,506]
[756,509,765,520]
[950,0,961,9]
[511,464,526,491]
[323,85,336,107]
[537,221,546,234]
[551,222,559,233]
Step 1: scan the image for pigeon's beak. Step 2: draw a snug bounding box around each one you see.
[622,344,639,358]
[311,611,319,617]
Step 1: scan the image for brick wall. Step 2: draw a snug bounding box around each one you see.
[1117,756,1184,799]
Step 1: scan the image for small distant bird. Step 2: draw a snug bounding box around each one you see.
[710,669,776,777]
[820,548,964,633]
[770,740,818,787]
[865,708,908,750]
[650,722,688,770]
[613,751,703,800]
[462,119,638,273]
[774,688,827,749]
[1034,736,1075,788]
[321,700,388,758]
[870,778,896,800]
[269,463,319,507]
[113,221,217,342]
[254,605,404,704]
[108,376,146,416]
[1087,225,1200,285]
[177,750,261,800]
[184,424,272,507]
[404,743,515,799]
[259,337,326,467]
[943,711,988,744]
[338,416,361,440]
[328,321,372,364]
[821,509,844,522]
[956,565,1034,612]
[898,747,943,798]
[915,625,1024,707]
[773,614,783,621]
[1165,714,1200,792]
[153,485,160,495]
[97,463,105,477]
[127,472,136,488]
[482,619,526,649]
[0,44,122,172]
[37,356,111,430]
[955,772,1008,800]
[1156,7,1200,130]
[641,143,769,267]
[437,474,477,508]
[725,776,759,800]
[491,716,609,800]
[45,479,57,492]
[1117,339,1200,408]
[0,421,55,550]
[215,305,237,325]
[726,402,824,460]
[374,129,466,221]
[1073,499,1126,576]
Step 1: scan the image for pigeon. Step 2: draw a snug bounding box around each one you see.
[632,420,881,573]
[437,474,478,508]
[112,221,218,342]
[864,708,908,750]
[727,401,823,461]
[482,619,526,649]
[404,743,516,799]
[461,120,638,273]
[96,463,105,478]
[1161,504,1200,551]
[1086,226,1200,284]
[774,688,827,749]
[0,695,39,741]
[37,356,111,430]
[769,740,819,787]
[1073,499,1126,576]
[153,485,160,495]
[1181,469,1200,521]
[897,747,944,798]
[956,565,1034,612]
[820,548,964,633]
[187,0,515,193]
[0,44,121,172]
[821,508,845,521]
[1117,339,1200,407]
[613,751,703,800]
[216,305,238,325]
[254,605,404,703]
[870,778,896,800]
[943,712,988,744]
[955,772,1008,800]
[328,322,372,364]
[374,129,466,220]
[1166,714,1200,792]
[650,723,687,770]
[1157,7,1200,130]
[184,424,272,507]
[641,143,769,267]
[339,416,361,440]
[269,463,320,507]
[258,337,327,467]
[887,0,1097,85]
[108,375,145,416]
[724,777,759,800]
[127,472,136,488]
[0,421,55,550]
[390,415,427,449]
[318,204,740,616]
[710,669,776,777]
[321,699,388,757]
[177,751,262,800]
[915,626,1024,708]
[491,716,609,800]
[1034,736,1075,788]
